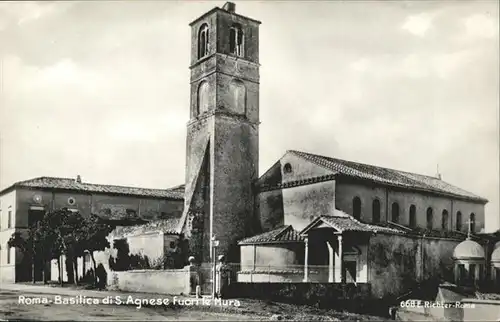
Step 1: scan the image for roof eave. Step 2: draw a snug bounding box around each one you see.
[9,184,184,201]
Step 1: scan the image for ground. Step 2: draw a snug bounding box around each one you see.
[0,283,385,321]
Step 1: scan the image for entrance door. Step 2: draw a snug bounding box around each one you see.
[343,261,357,283]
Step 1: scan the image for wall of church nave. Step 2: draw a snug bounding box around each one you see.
[452,200,485,233]
[256,181,335,233]
[368,234,419,298]
[335,182,386,223]
[256,190,285,232]
[282,182,335,232]
[336,181,485,232]
[239,244,304,272]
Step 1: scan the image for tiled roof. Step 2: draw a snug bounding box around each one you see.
[289,150,487,203]
[110,218,181,238]
[301,209,407,235]
[375,222,480,240]
[238,225,304,245]
[1,177,184,200]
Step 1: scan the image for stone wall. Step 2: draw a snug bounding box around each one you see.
[368,233,462,299]
[108,269,190,295]
[50,231,181,284]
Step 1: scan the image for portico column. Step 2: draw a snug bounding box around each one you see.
[327,241,334,282]
[338,235,344,283]
[303,237,309,282]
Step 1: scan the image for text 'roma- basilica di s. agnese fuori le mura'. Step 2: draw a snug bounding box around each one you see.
[1,2,499,299]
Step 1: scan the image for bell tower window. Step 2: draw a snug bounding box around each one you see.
[229,24,244,57]
[198,24,209,59]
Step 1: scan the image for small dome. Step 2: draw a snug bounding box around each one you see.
[494,241,500,250]
[453,239,485,260]
[492,247,500,263]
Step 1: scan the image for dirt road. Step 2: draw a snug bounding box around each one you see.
[0,289,264,321]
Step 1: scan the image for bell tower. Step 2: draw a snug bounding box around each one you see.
[179,2,261,263]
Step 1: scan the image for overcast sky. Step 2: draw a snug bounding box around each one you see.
[0,1,498,230]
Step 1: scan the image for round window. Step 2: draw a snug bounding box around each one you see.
[67,197,76,205]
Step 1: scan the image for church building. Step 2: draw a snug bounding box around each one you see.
[2,2,497,300]
[177,2,494,298]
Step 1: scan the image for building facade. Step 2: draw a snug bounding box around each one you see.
[0,176,184,283]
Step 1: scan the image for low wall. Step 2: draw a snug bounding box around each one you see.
[108,269,190,295]
[226,282,376,312]
[462,299,500,321]
[237,271,304,283]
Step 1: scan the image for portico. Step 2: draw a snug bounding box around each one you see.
[300,213,371,284]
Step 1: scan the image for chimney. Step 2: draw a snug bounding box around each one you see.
[222,2,236,13]
[76,175,82,183]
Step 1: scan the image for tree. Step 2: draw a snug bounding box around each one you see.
[8,229,37,283]
[9,208,114,287]
[79,213,113,286]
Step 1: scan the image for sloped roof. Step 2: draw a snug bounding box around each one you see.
[1,177,184,200]
[289,150,487,203]
[110,218,181,238]
[300,209,407,235]
[238,225,304,245]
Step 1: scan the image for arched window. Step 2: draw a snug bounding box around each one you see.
[391,202,400,223]
[441,210,449,230]
[197,81,210,115]
[470,213,476,233]
[229,79,246,115]
[353,197,361,220]
[409,205,416,228]
[456,211,462,231]
[198,24,209,59]
[229,23,244,57]
[426,207,433,230]
[372,199,381,223]
[283,163,292,174]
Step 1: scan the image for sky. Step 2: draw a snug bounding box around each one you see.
[0,1,498,230]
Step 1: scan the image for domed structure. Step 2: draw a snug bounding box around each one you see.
[492,247,500,263]
[452,238,486,287]
[452,239,485,260]
[489,244,500,287]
